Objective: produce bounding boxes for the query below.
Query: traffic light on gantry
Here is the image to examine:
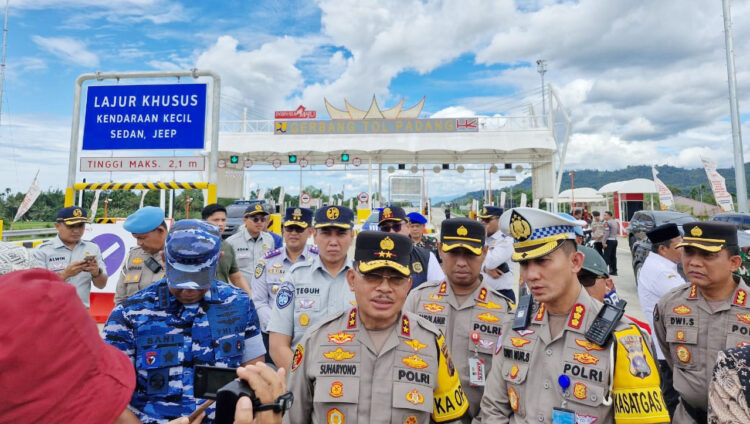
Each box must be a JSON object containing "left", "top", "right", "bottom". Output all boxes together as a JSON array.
[
  {"left": 288, "top": 154, "right": 297, "bottom": 163},
  {"left": 340, "top": 153, "right": 350, "bottom": 162},
  {"left": 230, "top": 155, "right": 239, "bottom": 164}
]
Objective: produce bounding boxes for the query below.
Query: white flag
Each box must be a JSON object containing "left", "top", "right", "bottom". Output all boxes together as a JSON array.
[
  {"left": 532, "top": 198, "right": 540, "bottom": 209},
  {"left": 500, "top": 192, "right": 507, "bottom": 209},
  {"left": 701, "top": 157, "right": 734, "bottom": 212},
  {"left": 520, "top": 193, "right": 528, "bottom": 208},
  {"left": 13, "top": 172, "right": 42, "bottom": 222},
  {"left": 139, "top": 190, "right": 149, "bottom": 209},
  {"left": 651, "top": 166, "right": 674, "bottom": 210},
  {"left": 278, "top": 187, "right": 285, "bottom": 207},
  {"left": 257, "top": 188, "right": 266, "bottom": 200},
  {"left": 90, "top": 190, "right": 102, "bottom": 219}
]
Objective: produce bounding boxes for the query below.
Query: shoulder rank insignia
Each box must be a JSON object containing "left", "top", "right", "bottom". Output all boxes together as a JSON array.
[
  {"left": 688, "top": 284, "right": 698, "bottom": 299},
  {"left": 568, "top": 303, "right": 585, "bottom": 329},
  {"left": 734, "top": 290, "right": 747, "bottom": 306},
  {"left": 328, "top": 332, "right": 355, "bottom": 345},
  {"left": 534, "top": 303, "right": 546, "bottom": 321},
  {"left": 347, "top": 308, "right": 358, "bottom": 329},
  {"left": 673, "top": 305, "right": 691, "bottom": 315},
  {"left": 401, "top": 314, "right": 411, "bottom": 337},
  {"left": 264, "top": 248, "right": 282, "bottom": 259},
  {"left": 323, "top": 348, "right": 355, "bottom": 361},
  {"left": 478, "top": 287, "right": 488, "bottom": 302}
]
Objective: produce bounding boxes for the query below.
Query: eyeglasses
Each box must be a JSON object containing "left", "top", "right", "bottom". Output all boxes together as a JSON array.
[
  {"left": 380, "top": 223, "right": 403, "bottom": 233},
  {"left": 579, "top": 273, "right": 606, "bottom": 287},
  {"left": 284, "top": 225, "right": 306, "bottom": 233},
  {"left": 247, "top": 216, "right": 267, "bottom": 223},
  {"left": 359, "top": 271, "right": 410, "bottom": 287}
]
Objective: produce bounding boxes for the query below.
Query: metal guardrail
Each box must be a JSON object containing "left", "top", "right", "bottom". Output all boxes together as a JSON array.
[{"left": 2, "top": 228, "right": 58, "bottom": 240}]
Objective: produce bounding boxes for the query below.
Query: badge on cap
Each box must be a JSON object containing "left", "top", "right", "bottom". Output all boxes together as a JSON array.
[
  {"left": 382, "top": 207, "right": 393, "bottom": 219},
  {"left": 73, "top": 208, "right": 83, "bottom": 217},
  {"left": 293, "top": 208, "right": 302, "bottom": 220},
  {"left": 327, "top": 207, "right": 339, "bottom": 220},
  {"left": 509, "top": 210, "right": 531, "bottom": 241}
]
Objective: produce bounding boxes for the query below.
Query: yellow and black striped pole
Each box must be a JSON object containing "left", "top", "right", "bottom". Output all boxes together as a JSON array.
[{"left": 64, "top": 182, "right": 217, "bottom": 207}]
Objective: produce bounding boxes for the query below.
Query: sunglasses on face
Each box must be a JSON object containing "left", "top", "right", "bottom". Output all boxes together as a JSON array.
[
  {"left": 480, "top": 217, "right": 497, "bottom": 224},
  {"left": 359, "top": 270, "right": 410, "bottom": 287},
  {"left": 248, "top": 216, "right": 267, "bottom": 223},
  {"left": 579, "top": 273, "right": 606, "bottom": 287},
  {"left": 284, "top": 225, "right": 306, "bottom": 233},
  {"left": 380, "top": 223, "right": 403, "bottom": 233}
]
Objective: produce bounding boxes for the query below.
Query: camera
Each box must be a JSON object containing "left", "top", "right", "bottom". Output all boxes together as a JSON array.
[{"left": 194, "top": 365, "right": 260, "bottom": 424}]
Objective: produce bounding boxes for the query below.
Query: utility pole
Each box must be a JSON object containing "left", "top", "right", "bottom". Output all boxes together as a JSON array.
[
  {"left": 536, "top": 59, "right": 547, "bottom": 118},
  {"left": 722, "top": 0, "right": 748, "bottom": 212}
]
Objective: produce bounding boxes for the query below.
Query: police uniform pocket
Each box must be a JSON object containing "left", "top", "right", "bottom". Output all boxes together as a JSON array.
[
  {"left": 501, "top": 361, "right": 529, "bottom": 384},
  {"left": 666, "top": 327, "right": 698, "bottom": 369},
  {"left": 314, "top": 377, "right": 358, "bottom": 424},
  {"left": 392, "top": 381, "right": 434, "bottom": 413},
  {"left": 567, "top": 378, "right": 605, "bottom": 407}
]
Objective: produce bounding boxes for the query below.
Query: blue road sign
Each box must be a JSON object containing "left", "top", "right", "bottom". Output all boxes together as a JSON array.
[
  {"left": 91, "top": 233, "right": 126, "bottom": 275},
  {"left": 82, "top": 83, "right": 207, "bottom": 150}
]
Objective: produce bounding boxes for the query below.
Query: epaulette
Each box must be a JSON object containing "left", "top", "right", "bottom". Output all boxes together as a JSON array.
[
  {"left": 410, "top": 280, "right": 442, "bottom": 294},
  {"left": 308, "top": 245, "right": 319, "bottom": 255},
  {"left": 264, "top": 248, "right": 282, "bottom": 259},
  {"left": 410, "top": 311, "right": 442, "bottom": 336}
]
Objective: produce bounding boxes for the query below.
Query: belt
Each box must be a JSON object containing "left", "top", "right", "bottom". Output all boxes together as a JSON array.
[{"left": 681, "top": 399, "right": 707, "bottom": 423}]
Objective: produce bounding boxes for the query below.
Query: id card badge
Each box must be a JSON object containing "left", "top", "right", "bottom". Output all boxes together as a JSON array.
[
  {"left": 468, "top": 357, "right": 485, "bottom": 386},
  {"left": 552, "top": 407, "right": 575, "bottom": 424}
]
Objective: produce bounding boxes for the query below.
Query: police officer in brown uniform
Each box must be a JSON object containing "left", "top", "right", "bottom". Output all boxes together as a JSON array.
[
  {"left": 285, "top": 231, "right": 470, "bottom": 424},
  {"left": 654, "top": 222, "right": 750, "bottom": 423},
  {"left": 404, "top": 218, "right": 513, "bottom": 418},
  {"left": 114, "top": 206, "right": 167, "bottom": 304},
  {"left": 480, "top": 208, "right": 669, "bottom": 424}
]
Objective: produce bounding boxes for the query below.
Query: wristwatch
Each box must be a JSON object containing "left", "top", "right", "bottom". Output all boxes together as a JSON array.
[{"left": 253, "top": 392, "right": 294, "bottom": 415}]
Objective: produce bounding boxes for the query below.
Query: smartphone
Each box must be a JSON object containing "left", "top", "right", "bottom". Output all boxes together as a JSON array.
[
  {"left": 194, "top": 365, "right": 239, "bottom": 400},
  {"left": 84, "top": 255, "right": 96, "bottom": 262},
  {"left": 188, "top": 399, "right": 214, "bottom": 422}
]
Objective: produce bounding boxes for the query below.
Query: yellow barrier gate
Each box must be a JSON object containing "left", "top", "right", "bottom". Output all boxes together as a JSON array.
[{"left": 64, "top": 182, "right": 217, "bottom": 207}]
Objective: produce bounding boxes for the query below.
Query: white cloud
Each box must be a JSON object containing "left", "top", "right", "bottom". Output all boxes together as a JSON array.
[
  {"left": 15, "top": 0, "right": 189, "bottom": 25},
  {"left": 32, "top": 36, "right": 99, "bottom": 67}
]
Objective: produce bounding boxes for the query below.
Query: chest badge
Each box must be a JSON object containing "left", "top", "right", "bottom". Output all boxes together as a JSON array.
[
  {"left": 406, "top": 389, "right": 424, "bottom": 405},
  {"left": 510, "top": 337, "right": 530, "bottom": 348},
  {"left": 402, "top": 354, "right": 428, "bottom": 369},
  {"left": 676, "top": 345, "right": 691, "bottom": 363},
  {"left": 329, "top": 381, "right": 343, "bottom": 398},
  {"left": 403, "top": 339, "right": 427, "bottom": 352},
  {"left": 328, "top": 332, "right": 355, "bottom": 345},
  {"left": 412, "top": 262, "right": 423, "bottom": 273},
  {"left": 477, "top": 312, "right": 499, "bottom": 323},
  {"left": 299, "top": 313, "right": 310, "bottom": 326},
  {"left": 299, "top": 299, "right": 315, "bottom": 309},
  {"left": 327, "top": 408, "right": 344, "bottom": 424},
  {"left": 423, "top": 303, "right": 445, "bottom": 313},
  {"left": 323, "top": 348, "right": 355, "bottom": 361},
  {"left": 676, "top": 330, "right": 686, "bottom": 341},
  {"left": 575, "top": 338, "right": 605, "bottom": 351},
  {"left": 673, "top": 305, "right": 691, "bottom": 315},
  {"left": 510, "top": 365, "right": 519, "bottom": 379},
  {"left": 573, "top": 382, "right": 588, "bottom": 400},
  {"left": 737, "top": 314, "right": 750, "bottom": 325},
  {"left": 477, "top": 301, "right": 502, "bottom": 310},
  {"left": 573, "top": 352, "right": 599, "bottom": 365},
  {"left": 508, "top": 387, "right": 520, "bottom": 412}
]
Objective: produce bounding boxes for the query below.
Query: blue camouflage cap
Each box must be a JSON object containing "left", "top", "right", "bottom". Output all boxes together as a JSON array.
[
  {"left": 406, "top": 212, "right": 427, "bottom": 224},
  {"left": 164, "top": 219, "right": 221, "bottom": 290},
  {"left": 123, "top": 206, "right": 165, "bottom": 234}
]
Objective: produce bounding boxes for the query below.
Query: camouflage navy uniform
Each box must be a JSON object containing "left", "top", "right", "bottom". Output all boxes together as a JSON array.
[{"left": 103, "top": 279, "right": 265, "bottom": 423}]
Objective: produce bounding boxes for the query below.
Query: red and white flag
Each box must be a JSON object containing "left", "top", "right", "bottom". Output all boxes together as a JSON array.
[{"left": 13, "top": 172, "right": 41, "bottom": 222}]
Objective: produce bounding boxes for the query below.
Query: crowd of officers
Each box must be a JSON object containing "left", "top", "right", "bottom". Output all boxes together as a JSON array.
[{"left": 24, "top": 199, "right": 750, "bottom": 424}]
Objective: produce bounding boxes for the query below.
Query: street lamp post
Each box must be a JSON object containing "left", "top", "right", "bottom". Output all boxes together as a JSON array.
[{"left": 536, "top": 59, "right": 547, "bottom": 117}]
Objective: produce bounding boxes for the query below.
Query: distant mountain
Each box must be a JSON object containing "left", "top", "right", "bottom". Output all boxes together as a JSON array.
[{"left": 440, "top": 163, "right": 750, "bottom": 203}]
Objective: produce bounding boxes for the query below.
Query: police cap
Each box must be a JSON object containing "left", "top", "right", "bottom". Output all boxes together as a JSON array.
[
  {"left": 499, "top": 207, "right": 580, "bottom": 261},
  {"left": 56, "top": 206, "right": 88, "bottom": 225},
  {"left": 379, "top": 206, "right": 407, "bottom": 225},
  {"left": 314, "top": 205, "right": 354, "bottom": 229},
  {"left": 355, "top": 231, "right": 413, "bottom": 276},
  {"left": 677, "top": 221, "right": 738, "bottom": 252},
  {"left": 441, "top": 218, "right": 485, "bottom": 256},
  {"left": 284, "top": 207, "right": 313, "bottom": 228},
  {"left": 478, "top": 206, "right": 504, "bottom": 219}
]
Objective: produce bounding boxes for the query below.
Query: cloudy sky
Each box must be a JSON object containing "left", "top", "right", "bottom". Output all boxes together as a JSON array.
[{"left": 1, "top": 0, "right": 749, "bottom": 200}]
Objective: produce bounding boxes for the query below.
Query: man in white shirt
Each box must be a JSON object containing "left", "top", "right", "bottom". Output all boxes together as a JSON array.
[
  {"left": 478, "top": 206, "right": 515, "bottom": 302},
  {"left": 637, "top": 222, "right": 684, "bottom": 417}
]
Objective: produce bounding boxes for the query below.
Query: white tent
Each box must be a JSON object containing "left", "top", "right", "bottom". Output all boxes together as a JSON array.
[
  {"left": 597, "top": 178, "right": 657, "bottom": 194},
  {"left": 544, "top": 187, "right": 605, "bottom": 204}
]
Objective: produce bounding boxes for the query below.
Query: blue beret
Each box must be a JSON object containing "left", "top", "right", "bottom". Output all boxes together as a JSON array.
[
  {"left": 123, "top": 206, "right": 165, "bottom": 234},
  {"left": 406, "top": 212, "right": 427, "bottom": 224}
]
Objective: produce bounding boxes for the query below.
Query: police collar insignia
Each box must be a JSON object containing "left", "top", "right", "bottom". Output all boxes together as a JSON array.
[
  {"left": 567, "top": 303, "right": 585, "bottom": 329},
  {"left": 347, "top": 308, "right": 358, "bottom": 329},
  {"left": 401, "top": 314, "right": 410, "bottom": 337}
]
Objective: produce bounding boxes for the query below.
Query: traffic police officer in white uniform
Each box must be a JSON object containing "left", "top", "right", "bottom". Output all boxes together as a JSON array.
[
  {"left": 478, "top": 206, "right": 516, "bottom": 302},
  {"left": 637, "top": 223, "right": 684, "bottom": 417},
  {"left": 227, "top": 203, "right": 275, "bottom": 284},
  {"left": 33, "top": 206, "right": 108, "bottom": 308},
  {"left": 480, "top": 208, "right": 668, "bottom": 424},
  {"left": 268, "top": 205, "right": 356, "bottom": 369},
  {"left": 114, "top": 206, "right": 167, "bottom": 304}
]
